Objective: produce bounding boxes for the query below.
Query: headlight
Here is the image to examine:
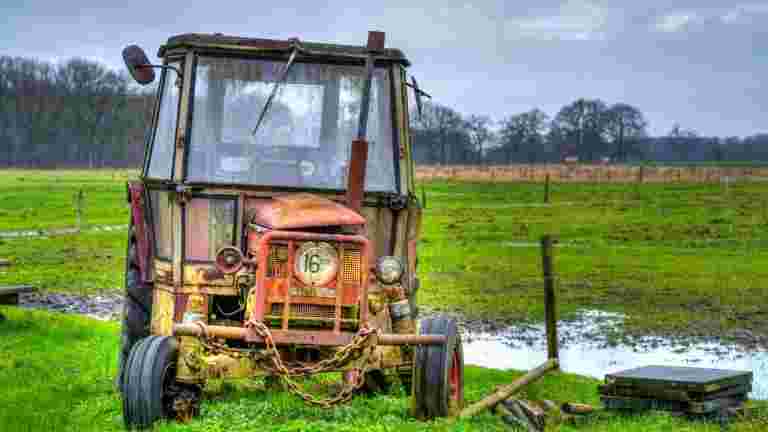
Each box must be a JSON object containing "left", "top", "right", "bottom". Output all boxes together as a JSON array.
[
  {"left": 295, "top": 242, "right": 339, "bottom": 286},
  {"left": 376, "top": 256, "right": 403, "bottom": 284}
]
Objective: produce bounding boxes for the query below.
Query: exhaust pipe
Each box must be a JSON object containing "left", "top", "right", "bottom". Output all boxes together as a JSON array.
[{"left": 346, "top": 31, "right": 385, "bottom": 212}]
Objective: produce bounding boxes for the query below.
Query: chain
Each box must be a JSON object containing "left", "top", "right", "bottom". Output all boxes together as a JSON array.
[{"left": 195, "top": 320, "right": 379, "bottom": 408}]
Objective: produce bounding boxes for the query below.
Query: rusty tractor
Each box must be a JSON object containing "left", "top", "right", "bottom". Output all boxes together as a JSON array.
[{"left": 118, "top": 31, "right": 463, "bottom": 429}]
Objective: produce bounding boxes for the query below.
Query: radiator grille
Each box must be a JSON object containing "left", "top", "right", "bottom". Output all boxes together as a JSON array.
[
  {"left": 269, "top": 303, "right": 357, "bottom": 320},
  {"left": 266, "top": 243, "right": 361, "bottom": 284},
  {"left": 267, "top": 245, "right": 288, "bottom": 277},
  {"left": 341, "top": 249, "right": 361, "bottom": 283}
]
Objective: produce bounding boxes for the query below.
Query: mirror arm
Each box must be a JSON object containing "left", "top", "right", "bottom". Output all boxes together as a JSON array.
[
  {"left": 136, "top": 64, "right": 183, "bottom": 78},
  {"left": 405, "top": 81, "right": 432, "bottom": 99}
]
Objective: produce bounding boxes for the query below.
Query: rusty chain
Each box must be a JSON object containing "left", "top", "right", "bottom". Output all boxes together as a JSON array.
[{"left": 194, "top": 320, "right": 379, "bottom": 408}]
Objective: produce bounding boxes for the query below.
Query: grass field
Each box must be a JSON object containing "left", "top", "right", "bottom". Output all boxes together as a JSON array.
[
  {"left": 2, "top": 170, "right": 766, "bottom": 338},
  {"left": 2, "top": 170, "right": 768, "bottom": 431},
  {"left": 2, "top": 307, "right": 767, "bottom": 432}
]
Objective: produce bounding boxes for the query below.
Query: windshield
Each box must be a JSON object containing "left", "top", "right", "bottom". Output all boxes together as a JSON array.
[{"left": 186, "top": 56, "right": 396, "bottom": 192}]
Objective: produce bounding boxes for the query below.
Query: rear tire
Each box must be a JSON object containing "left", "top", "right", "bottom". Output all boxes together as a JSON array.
[
  {"left": 118, "top": 226, "right": 153, "bottom": 390},
  {"left": 411, "top": 316, "right": 464, "bottom": 419}
]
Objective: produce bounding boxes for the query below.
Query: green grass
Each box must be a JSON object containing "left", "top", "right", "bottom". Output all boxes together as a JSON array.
[
  {"left": 0, "top": 230, "right": 125, "bottom": 295},
  {"left": 419, "top": 181, "right": 768, "bottom": 337},
  {"left": 2, "top": 307, "right": 767, "bottom": 432},
  {"left": 0, "top": 169, "right": 134, "bottom": 231}
]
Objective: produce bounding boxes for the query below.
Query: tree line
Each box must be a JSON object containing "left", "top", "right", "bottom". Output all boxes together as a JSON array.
[
  {"left": 0, "top": 56, "right": 153, "bottom": 168},
  {"left": 0, "top": 55, "right": 765, "bottom": 168},
  {"left": 412, "top": 99, "right": 768, "bottom": 165}
]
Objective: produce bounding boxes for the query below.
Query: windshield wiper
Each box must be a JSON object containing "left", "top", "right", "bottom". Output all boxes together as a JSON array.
[{"left": 251, "top": 47, "right": 299, "bottom": 136}]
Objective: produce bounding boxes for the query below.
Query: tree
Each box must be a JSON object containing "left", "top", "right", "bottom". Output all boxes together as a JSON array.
[
  {"left": 605, "top": 103, "right": 647, "bottom": 162},
  {"left": 498, "top": 109, "right": 549, "bottom": 163},
  {"left": 412, "top": 102, "right": 464, "bottom": 165},
  {"left": 551, "top": 99, "right": 609, "bottom": 161},
  {"left": 466, "top": 115, "right": 493, "bottom": 165}
]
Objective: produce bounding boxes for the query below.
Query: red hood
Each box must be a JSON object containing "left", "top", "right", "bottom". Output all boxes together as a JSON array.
[{"left": 249, "top": 193, "right": 366, "bottom": 230}]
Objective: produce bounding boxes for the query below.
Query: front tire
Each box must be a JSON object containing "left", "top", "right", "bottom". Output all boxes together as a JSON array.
[
  {"left": 122, "top": 336, "right": 190, "bottom": 429},
  {"left": 411, "top": 316, "right": 464, "bottom": 419}
]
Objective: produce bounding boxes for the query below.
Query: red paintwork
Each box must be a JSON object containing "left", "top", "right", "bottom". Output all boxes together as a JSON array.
[
  {"left": 346, "top": 139, "right": 368, "bottom": 213},
  {"left": 128, "top": 181, "right": 153, "bottom": 283},
  {"left": 248, "top": 193, "right": 366, "bottom": 230},
  {"left": 249, "top": 230, "right": 371, "bottom": 332},
  {"left": 449, "top": 349, "right": 461, "bottom": 402}
]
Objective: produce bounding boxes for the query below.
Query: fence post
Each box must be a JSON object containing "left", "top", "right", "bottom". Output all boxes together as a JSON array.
[
  {"left": 544, "top": 173, "right": 551, "bottom": 204},
  {"left": 541, "top": 235, "right": 559, "bottom": 365},
  {"left": 74, "top": 189, "right": 85, "bottom": 232}
]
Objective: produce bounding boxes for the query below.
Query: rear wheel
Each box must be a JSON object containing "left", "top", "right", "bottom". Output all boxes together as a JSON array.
[
  {"left": 122, "top": 336, "right": 200, "bottom": 429},
  {"left": 118, "top": 226, "right": 153, "bottom": 389},
  {"left": 411, "top": 316, "right": 464, "bottom": 419}
]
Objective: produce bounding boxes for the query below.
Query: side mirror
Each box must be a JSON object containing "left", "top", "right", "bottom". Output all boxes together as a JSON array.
[{"left": 122, "top": 45, "right": 155, "bottom": 85}]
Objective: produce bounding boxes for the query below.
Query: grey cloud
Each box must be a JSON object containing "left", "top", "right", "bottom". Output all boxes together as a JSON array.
[{"left": 0, "top": 0, "right": 765, "bottom": 137}]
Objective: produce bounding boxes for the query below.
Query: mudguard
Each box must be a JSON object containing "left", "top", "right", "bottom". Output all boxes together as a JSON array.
[{"left": 127, "top": 181, "right": 153, "bottom": 283}]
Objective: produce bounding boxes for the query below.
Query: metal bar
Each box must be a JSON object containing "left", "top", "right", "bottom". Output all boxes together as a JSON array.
[
  {"left": 346, "top": 139, "right": 368, "bottom": 213},
  {"left": 171, "top": 324, "right": 446, "bottom": 347},
  {"left": 356, "top": 56, "right": 375, "bottom": 140},
  {"left": 174, "top": 323, "right": 247, "bottom": 339},
  {"left": 282, "top": 240, "right": 295, "bottom": 331},
  {"left": 359, "top": 243, "right": 370, "bottom": 325},
  {"left": 334, "top": 244, "right": 344, "bottom": 333},
  {"left": 458, "top": 358, "right": 559, "bottom": 419},
  {"left": 376, "top": 334, "right": 446, "bottom": 346},
  {"left": 541, "top": 235, "right": 559, "bottom": 363}
]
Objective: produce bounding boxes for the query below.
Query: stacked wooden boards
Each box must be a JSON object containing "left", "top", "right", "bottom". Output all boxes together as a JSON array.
[{"left": 599, "top": 366, "right": 752, "bottom": 415}]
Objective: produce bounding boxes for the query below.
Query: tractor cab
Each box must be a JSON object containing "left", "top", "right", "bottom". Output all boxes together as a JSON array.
[{"left": 119, "top": 32, "right": 462, "bottom": 429}]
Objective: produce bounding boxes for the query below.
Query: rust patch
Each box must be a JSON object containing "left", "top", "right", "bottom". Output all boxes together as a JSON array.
[
  {"left": 174, "top": 294, "right": 189, "bottom": 322},
  {"left": 249, "top": 193, "right": 365, "bottom": 229}
]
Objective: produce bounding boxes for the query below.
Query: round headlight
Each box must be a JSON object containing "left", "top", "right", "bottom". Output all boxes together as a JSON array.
[
  {"left": 376, "top": 256, "right": 404, "bottom": 284},
  {"left": 295, "top": 242, "right": 339, "bottom": 286}
]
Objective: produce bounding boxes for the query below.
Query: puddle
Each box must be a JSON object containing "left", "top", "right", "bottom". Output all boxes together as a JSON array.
[{"left": 462, "top": 310, "right": 768, "bottom": 399}]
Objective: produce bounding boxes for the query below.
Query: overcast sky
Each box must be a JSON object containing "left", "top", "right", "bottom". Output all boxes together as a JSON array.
[{"left": 2, "top": 0, "right": 766, "bottom": 137}]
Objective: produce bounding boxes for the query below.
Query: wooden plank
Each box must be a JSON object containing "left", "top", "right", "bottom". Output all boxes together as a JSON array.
[
  {"left": 606, "top": 366, "right": 753, "bottom": 393},
  {"left": 459, "top": 359, "right": 559, "bottom": 418}
]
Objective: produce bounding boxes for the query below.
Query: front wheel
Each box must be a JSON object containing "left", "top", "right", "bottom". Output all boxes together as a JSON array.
[
  {"left": 411, "top": 316, "right": 464, "bottom": 419},
  {"left": 122, "top": 336, "right": 200, "bottom": 429}
]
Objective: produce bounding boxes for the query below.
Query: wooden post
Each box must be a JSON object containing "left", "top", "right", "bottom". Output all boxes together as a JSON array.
[
  {"left": 458, "top": 359, "right": 558, "bottom": 418},
  {"left": 74, "top": 189, "right": 85, "bottom": 232},
  {"left": 541, "top": 235, "right": 559, "bottom": 364},
  {"left": 544, "top": 173, "right": 550, "bottom": 204}
]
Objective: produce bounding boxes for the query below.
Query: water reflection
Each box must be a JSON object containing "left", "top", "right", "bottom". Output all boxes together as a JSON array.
[{"left": 462, "top": 310, "right": 768, "bottom": 399}]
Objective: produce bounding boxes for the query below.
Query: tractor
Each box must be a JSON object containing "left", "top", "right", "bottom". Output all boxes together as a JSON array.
[{"left": 118, "top": 31, "right": 463, "bottom": 429}]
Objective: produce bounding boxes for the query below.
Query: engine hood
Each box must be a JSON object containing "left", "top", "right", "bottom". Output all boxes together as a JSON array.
[{"left": 249, "top": 193, "right": 366, "bottom": 230}]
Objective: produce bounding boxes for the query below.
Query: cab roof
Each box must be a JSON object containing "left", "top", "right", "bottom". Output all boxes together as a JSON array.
[{"left": 158, "top": 33, "right": 410, "bottom": 66}]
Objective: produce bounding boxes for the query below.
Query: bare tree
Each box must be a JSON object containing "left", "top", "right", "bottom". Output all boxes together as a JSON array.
[
  {"left": 413, "top": 102, "right": 464, "bottom": 165},
  {"left": 605, "top": 103, "right": 647, "bottom": 161},
  {"left": 466, "top": 115, "right": 493, "bottom": 165},
  {"left": 498, "top": 109, "right": 549, "bottom": 163},
  {"left": 551, "top": 98, "right": 609, "bottom": 161}
]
